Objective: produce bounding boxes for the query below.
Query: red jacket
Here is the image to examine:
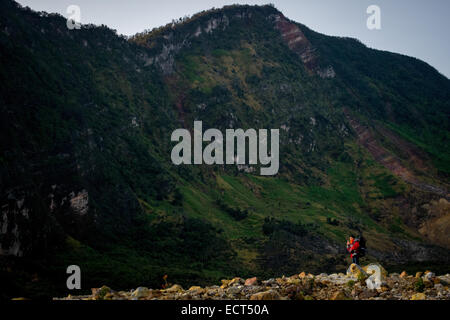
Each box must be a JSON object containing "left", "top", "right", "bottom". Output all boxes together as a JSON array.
[{"left": 347, "top": 241, "right": 360, "bottom": 258}]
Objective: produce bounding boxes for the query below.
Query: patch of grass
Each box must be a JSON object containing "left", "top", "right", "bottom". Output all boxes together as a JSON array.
[
  {"left": 414, "top": 278, "right": 425, "bottom": 293},
  {"left": 180, "top": 55, "right": 205, "bottom": 83},
  {"left": 371, "top": 173, "right": 399, "bottom": 198},
  {"left": 386, "top": 122, "right": 450, "bottom": 175}
]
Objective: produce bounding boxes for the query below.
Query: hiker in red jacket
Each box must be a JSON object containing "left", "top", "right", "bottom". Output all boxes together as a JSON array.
[{"left": 347, "top": 236, "right": 361, "bottom": 265}]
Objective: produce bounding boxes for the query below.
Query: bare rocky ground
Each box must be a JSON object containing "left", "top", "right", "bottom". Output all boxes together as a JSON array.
[{"left": 56, "top": 266, "right": 450, "bottom": 301}]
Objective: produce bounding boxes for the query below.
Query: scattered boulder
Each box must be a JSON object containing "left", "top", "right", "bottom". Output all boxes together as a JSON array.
[
  {"left": 229, "top": 277, "right": 244, "bottom": 286},
  {"left": 359, "top": 289, "right": 378, "bottom": 300},
  {"left": 363, "top": 263, "right": 387, "bottom": 277},
  {"left": 227, "top": 286, "right": 242, "bottom": 295},
  {"left": 188, "top": 286, "right": 205, "bottom": 294},
  {"left": 365, "top": 263, "right": 387, "bottom": 290},
  {"left": 423, "top": 272, "right": 436, "bottom": 281},
  {"left": 347, "top": 263, "right": 366, "bottom": 278},
  {"left": 245, "top": 277, "right": 259, "bottom": 286},
  {"left": 132, "top": 287, "right": 150, "bottom": 299},
  {"left": 92, "top": 286, "right": 112, "bottom": 300},
  {"left": 165, "top": 284, "right": 183, "bottom": 293},
  {"left": 250, "top": 290, "right": 281, "bottom": 300},
  {"left": 286, "top": 277, "right": 301, "bottom": 285},
  {"left": 331, "top": 290, "right": 351, "bottom": 300},
  {"left": 411, "top": 293, "right": 426, "bottom": 300},
  {"left": 283, "top": 285, "right": 304, "bottom": 300},
  {"left": 221, "top": 279, "right": 231, "bottom": 288}
]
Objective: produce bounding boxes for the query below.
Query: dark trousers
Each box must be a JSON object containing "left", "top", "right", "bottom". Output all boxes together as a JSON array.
[{"left": 352, "top": 256, "right": 359, "bottom": 265}]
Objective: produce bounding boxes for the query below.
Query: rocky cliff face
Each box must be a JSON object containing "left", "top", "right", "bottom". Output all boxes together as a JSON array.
[
  {"left": 137, "top": 10, "right": 251, "bottom": 75},
  {"left": 271, "top": 13, "right": 317, "bottom": 72},
  {"left": 270, "top": 13, "right": 335, "bottom": 78}
]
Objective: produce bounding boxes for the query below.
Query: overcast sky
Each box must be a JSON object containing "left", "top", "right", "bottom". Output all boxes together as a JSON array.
[{"left": 16, "top": 0, "right": 450, "bottom": 78}]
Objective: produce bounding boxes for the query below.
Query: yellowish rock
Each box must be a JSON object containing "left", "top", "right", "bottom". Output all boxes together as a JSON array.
[
  {"left": 189, "top": 286, "right": 201, "bottom": 290},
  {"left": 286, "top": 278, "right": 301, "bottom": 285},
  {"left": 362, "top": 263, "right": 387, "bottom": 277},
  {"left": 165, "top": 284, "right": 183, "bottom": 293},
  {"left": 220, "top": 279, "right": 231, "bottom": 289},
  {"left": 229, "top": 277, "right": 243, "bottom": 286},
  {"left": 331, "top": 290, "right": 351, "bottom": 300},
  {"left": 250, "top": 290, "right": 281, "bottom": 300},
  {"left": 132, "top": 287, "right": 150, "bottom": 299},
  {"left": 411, "top": 293, "right": 426, "bottom": 300},
  {"left": 348, "top": 263, "right": 365, "bottom": 278}
]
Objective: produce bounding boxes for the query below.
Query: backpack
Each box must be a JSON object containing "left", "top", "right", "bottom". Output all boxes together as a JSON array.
[{"left": 358, "top": 236, "right": 367, "bottom": 257}]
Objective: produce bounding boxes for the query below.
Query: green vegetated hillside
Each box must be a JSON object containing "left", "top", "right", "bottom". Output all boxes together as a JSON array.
[{"left": 0, "top": 1, "right": 449, "bottom": 299}]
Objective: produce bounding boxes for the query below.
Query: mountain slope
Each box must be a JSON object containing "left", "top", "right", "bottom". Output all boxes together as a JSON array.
[{"left": 0, "top": 1, "right": 449, "bottom": 299}]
